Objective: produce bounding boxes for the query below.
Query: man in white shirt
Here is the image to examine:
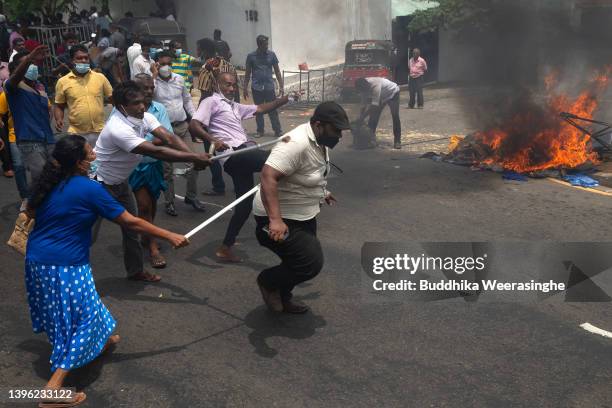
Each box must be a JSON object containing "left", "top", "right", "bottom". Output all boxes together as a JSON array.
[
  {"left": 126, "top": 36, "right": 142, "bottom": 75},
  {"left": 94, "top": 80, "right": 210, "bottom": 282},
  {"left": 253, "top": 101, "right": 350, "bottom": 313},
  {"left": 152, "top": 50, "right": 205, "bottom": 215},
  {"left": 355, "top": 77, "right": 402, "bottom": 149},
  {"left": 130, "top": 37, "right": 155, "bottom": 79}
]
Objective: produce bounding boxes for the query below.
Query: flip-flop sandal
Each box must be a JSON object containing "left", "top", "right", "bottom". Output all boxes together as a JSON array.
[
  {"left": 39, "top": 391, "right": 86, "bottom": 408},
  {"left": 128, "top": 272, "right": 161, "bottom": 282},
  {"left": 150, "top": 254, "right": 167, "bottom": 269}
]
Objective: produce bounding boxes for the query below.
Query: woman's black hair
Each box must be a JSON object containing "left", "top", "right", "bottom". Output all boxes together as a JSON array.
[{"left": 28, "top": 135, "right": 87, "bottom": 210}]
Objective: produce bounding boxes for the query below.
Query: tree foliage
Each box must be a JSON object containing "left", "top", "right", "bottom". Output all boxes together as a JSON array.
[
  {"left": 408, "top": 0, "right": 494, "bottom": 34},
  {"left": 4, "top": 0, "right": 80, "bottom": 21}
]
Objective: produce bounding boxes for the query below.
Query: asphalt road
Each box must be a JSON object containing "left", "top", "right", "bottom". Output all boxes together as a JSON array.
[{"left": 1, "top": 88, "right": 611, "bottom": 407}]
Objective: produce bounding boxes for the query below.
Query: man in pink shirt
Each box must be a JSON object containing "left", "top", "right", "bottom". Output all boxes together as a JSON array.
[{"left": 408, "top": 48, "right": 427, "bottom": 109}]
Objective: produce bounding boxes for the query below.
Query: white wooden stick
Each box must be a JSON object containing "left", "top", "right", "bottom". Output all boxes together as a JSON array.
[
  {"left": 185, "top": 184, "right": 260, "bottom": 239},
  {"left": 210, "top": 136, "right": 289, "bottom": 162}
]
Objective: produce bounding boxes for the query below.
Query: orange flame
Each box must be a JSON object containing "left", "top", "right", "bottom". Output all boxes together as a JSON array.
[{"left": 474, "top": 68, "right": 609, "bottom": 173}]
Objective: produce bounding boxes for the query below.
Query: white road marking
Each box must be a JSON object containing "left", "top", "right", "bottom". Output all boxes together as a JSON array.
[{"left": 580, "top": 322, "right": 612, "bottom": 339}]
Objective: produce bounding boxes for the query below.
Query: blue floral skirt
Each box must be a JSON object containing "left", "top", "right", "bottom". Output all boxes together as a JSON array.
[
  {"left": 24, "top": 261, "right": 116, "bottom": 372},
  {"left": 128, "top": 160, "right": 167, "bottom": 200}
]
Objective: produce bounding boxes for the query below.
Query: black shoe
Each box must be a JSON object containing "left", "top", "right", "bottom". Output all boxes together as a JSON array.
[
  {"left": 394, "top": 142, "right": 402, "bottom": 149},
  {"left": 165, "top": 203, "right": 178, "bottom": 216},
  {"left": 185, "top": 197, "right": 206, "bottom": 212},
  {"left": 274, "top": 131, "right": 283, "bottom": 138}
]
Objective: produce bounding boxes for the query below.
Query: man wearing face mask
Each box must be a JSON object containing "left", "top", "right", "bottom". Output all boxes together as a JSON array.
[
  {"left": 94, "top": 80, "right": 210, "bottom": 282},
  {"left": 152, "top": 50, "right": 205, "bottom": 215},
  {"left": 253, "top": 101, "right": 350, "bottom": 313},
  {"left": 5, "top": 46, "right": 55, "bottom": 190},
  {"left": 189, "top": 71, "right": 293, "bottom": 263},
  {"left": 169, "top": 40, "right": 197, "bottom": 91},
  {"left": 54, "top": 44, "right": 113, "bottom": 147}
]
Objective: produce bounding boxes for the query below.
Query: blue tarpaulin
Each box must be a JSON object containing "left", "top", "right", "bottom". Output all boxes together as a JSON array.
[
  {"left": 502, "top": 171, "right": 528, "bottom": 182},
  {"left": 562, "top": 173, "right": 600, "bottom": 188}
]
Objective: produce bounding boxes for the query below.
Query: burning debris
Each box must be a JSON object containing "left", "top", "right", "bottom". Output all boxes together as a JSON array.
[{"left": 431, "top": 68, "right": 611, "bottom": 178}]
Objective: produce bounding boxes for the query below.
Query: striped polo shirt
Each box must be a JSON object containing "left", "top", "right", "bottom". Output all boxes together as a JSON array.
[{"left": 172, "top": 53, "right": 196, "bottom": 89}]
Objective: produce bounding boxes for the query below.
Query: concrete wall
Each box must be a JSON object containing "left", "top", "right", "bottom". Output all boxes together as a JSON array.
[
  {"left": 269, "top": 0, "right": 392, "bottom": 71},
  {"left": 175, "top": 0, "right": 272, "bottom": 66}
]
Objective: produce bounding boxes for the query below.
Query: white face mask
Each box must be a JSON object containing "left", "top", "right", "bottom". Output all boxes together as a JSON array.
[
  {"left": 159, "top": 65, "right": 172, "bottom": 78},
  {"left": 120, "top": 106, "right": 144, "bottom": 128}
]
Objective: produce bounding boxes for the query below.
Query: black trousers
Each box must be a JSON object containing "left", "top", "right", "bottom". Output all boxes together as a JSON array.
[
  {"left": 255, "top": 215, "right": 323, "bottom": 301},
  {"left": 222, "top": 148, "right": 270, "bottom": 246},
  {"left": 409, "top": 76, "right": 424, "bottom": 108},
  {"left": 368, "top": 91, "right": 401, "bottom": 144}
]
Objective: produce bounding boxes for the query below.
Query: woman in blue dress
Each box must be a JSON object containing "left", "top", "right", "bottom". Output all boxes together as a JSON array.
[{"left": 25, "top": 135, "right": 189, "bottom": 407}]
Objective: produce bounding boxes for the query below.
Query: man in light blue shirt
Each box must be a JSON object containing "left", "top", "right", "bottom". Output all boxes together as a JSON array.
[{"left": 243, "top": 35, "right": 283, "bottom": 138}]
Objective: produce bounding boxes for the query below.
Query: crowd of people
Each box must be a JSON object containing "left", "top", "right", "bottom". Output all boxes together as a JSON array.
[{"left": 0, "top": 10, "right": 354, "bottom": 405}]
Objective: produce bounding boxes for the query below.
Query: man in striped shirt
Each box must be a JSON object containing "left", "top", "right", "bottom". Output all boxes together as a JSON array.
[{"left": 169, "top": 40, "right": 196, "bottom": 90}]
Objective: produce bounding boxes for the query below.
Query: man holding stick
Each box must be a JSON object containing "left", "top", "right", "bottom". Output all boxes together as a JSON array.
[
  {"left": 189, "top": 71, "right": 294, "bottom": 262},
  {"left": 94, "top": 81, "right": 210, "bottom": 282},
  {"left": 252, "top": 101, "right": 350, "bottom": 313}
]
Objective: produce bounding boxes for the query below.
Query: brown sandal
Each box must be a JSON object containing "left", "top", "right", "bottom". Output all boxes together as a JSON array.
[
  {"left": 38, "top": 391, "right": 86, "bottom": 407},
  {"left": 150, "top": 254, "right": 167, "bottom": 269}
]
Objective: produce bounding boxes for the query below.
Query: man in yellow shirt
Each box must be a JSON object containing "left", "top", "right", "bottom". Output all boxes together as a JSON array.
[{"left": 54, "top": 44, "right": 113, "bottom": 146}]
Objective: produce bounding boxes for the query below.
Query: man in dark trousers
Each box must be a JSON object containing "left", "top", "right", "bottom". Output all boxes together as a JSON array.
[
  {"left": 253, "top": 101, "right": 350, "bottom": 313},
  {"left": 189, "top": 72, "right": 294, "bottom": 263},
  {"left": 408, "top": 48, "right": 428, "bottom": 109},
  {"left": 355, "top": 77, "right": 402, "bottom": 149},
  {"left": 243, "top": 35, "right": 284, "bottom": 138}
]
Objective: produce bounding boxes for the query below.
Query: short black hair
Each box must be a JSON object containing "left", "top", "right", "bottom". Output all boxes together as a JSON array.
[
  {"left": 113, "top": 81, "right": 143, "bottom": 106},
  {"left": 69, "top": 44, "right": 88, "bottom": 59},
  {"left": 214, "top": 29, "right": 221, "bottom": 37},
  {"left": 140, "top": 36, "right": 155, "bottom": 48},
  {"left": 155, "top": 50, "right": 174, "bottom": 61},
  {"left": 197, "top": 37, "right": 216, "bottom": 56},
  {"left": 9, "top": 50, "right": 30, "bottom": 72},
  {"left": 256, "top": 35, "right": 268, "bottom": 45}
]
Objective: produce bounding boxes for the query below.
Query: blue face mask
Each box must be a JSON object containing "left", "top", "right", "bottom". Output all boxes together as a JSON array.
[
  {"left": 74, "top": 63, "right": 90, "bottom": 74},
  {"left": 24, "top": 64, "right": 38, "bottom": 81},
  {"left": 149, "top": 48, "right": 160, "bottom": 60},
  {"left": 175, "top": 48, "right": 182, "bottom": 57}
]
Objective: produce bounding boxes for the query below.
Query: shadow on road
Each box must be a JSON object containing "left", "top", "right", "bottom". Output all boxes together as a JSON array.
[
  {"left": 244, "top": 292, "right": 327, "bottom": 358},
  {"left": 95, "top": 277, "right": 209, "bottom": 306},
  {"left": 185, "top": 238, "right": 270, "bottom": 272}
]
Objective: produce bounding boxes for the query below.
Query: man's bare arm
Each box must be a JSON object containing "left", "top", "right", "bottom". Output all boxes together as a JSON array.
[
  {"left": 131, "top": 140, "right": 210, "bottom": 168},
  {"left": 256, "top": 94, "right": 289, "bottom": 115}
]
